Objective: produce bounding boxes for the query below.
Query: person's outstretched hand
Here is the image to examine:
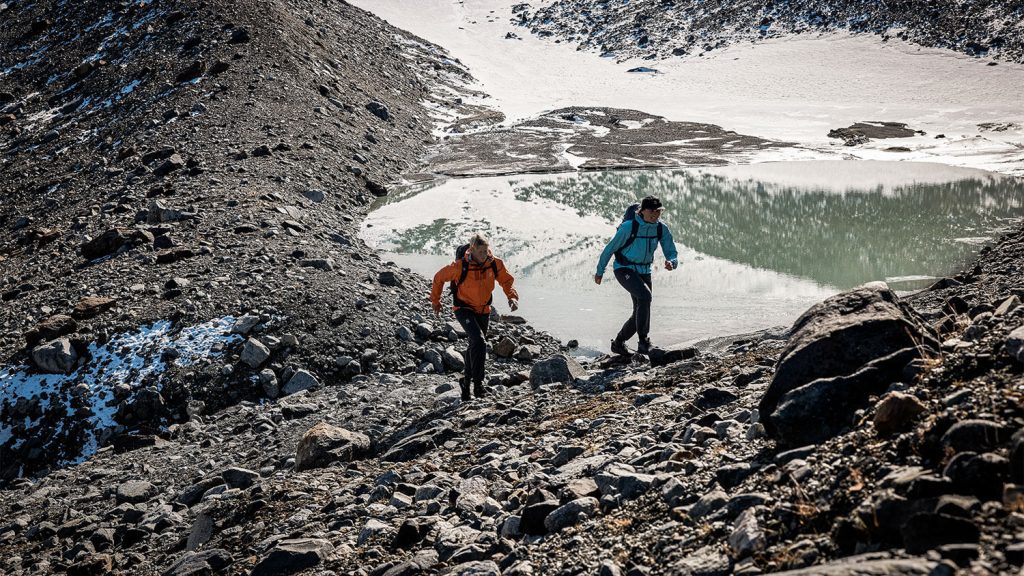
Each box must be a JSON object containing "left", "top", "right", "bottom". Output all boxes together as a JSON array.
[
  {"left": 665, "top": 261, "right": 675, "bottom": 271},
  {"left": 432, "top": 302, "right": 442, "bottom": 315},
  {"left": 509, "top": 299, "right": 519, "bottom": 312},
  {"left": 594, "top": 274, "right": 603, "bottom": 285}
]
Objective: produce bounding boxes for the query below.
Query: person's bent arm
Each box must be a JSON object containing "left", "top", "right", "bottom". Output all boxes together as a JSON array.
[
  {"left": 596, "top": 221, "right": 632, "bottom": 279},
  {"left": 496, "top": 260, "right": 519, "bottom": 309},
  {"left": 660, "top": 224, "right": 680, "bottom": 270},
  {"left": 431, "top": 262, "right": 461, "bottom": 312}
]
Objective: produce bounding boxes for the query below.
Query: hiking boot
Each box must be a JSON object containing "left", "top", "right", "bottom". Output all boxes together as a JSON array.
[
  {"left": 610, "top": 339, "right": 631, "bottom": 356},
  {"left": 473, "top": 381, "right": 486, "bottom": 398},
  {"left": 459, "top": 377, "right": 470, "bottom": 401},
  {"left": 637, "top": 339, "right": 653, "bottom": 355}
]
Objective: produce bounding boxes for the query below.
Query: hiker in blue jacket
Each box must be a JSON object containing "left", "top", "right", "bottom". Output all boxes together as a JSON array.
[{"left": 594, "top": 195, "right": 680, "bottom": 355}]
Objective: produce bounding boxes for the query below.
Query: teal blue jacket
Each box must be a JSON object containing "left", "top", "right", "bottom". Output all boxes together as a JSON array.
[{"left": 596, "top": 215, "right": 679, "bottom": 276}]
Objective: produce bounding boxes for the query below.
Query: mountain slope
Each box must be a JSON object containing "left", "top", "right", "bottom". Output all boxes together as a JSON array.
[{"left": 515, "top": 0, "right": 1024, "bottom": 62}]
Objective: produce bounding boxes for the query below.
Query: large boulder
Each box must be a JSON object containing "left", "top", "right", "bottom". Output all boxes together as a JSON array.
[
  {"left": 31, "top": 338, "right": 78, "bottom": 374},
  {"left": 294, "top": 423, "right": 370, "bottom": 471},
  {"left": 759, "top": 283, "right": 937, "bottom": 446},
  {"left": 529, "top": 354, "right": 587, "bottom": 387},
  {"left": 769, "top": 348, "right": 921, "bottom": 446}
]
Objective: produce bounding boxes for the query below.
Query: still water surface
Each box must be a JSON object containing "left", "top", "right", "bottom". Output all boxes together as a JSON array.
[{"left": 362, "top": 162, "right": 1024, "bottom": 352}]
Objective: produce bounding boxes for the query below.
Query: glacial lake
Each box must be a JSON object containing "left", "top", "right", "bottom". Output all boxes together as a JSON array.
[{"left": 361, "top": 161, "right": 1024, "bottom": 353}]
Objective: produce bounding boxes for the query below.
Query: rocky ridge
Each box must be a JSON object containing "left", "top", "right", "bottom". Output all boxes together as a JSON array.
[
  {"left": 0, "top": 0, "right": 505, "bottom": 477},
  {"left": 512, "top": 0, "right": 1024, "bottom": 63}
]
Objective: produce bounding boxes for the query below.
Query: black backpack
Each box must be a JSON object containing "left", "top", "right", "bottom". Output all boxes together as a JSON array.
[
  {"left": 613, "top": 203, "right": 663, "bottom": 266},
  {"left": 450, "top": 243, "right": 499, "bottom": 308}
]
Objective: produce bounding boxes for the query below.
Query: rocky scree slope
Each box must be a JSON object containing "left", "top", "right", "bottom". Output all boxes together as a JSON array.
[
  {"left": 513, "top": 0, "right": 1024, "bottom": 62},
  {"left": 2, "top": 224, "right": 1024, "bottom": 576},
  {"left": 0, "top": 0, "right": 500, "bottom": 479}
]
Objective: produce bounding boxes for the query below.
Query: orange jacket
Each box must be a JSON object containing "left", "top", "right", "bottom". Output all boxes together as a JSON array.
[{"left": 431, "top": 251, "right": 518, "bottom": 315}]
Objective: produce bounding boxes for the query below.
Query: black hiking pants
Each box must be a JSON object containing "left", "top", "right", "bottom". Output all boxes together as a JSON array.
[
  {"left": 455, "top": 308, "right": 490, "bottom": 386},
  {"left": 614, "top": 267, "right": 653, "bottom": 344}
]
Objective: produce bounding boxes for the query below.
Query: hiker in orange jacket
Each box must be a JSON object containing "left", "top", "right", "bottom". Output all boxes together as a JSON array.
[{"left": 431, "top": 233, "right": 519, "bottom": 400}]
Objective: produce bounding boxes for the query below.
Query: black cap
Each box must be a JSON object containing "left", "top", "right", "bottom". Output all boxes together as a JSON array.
[{"left": 640, "top": 196, "right": 663, "bottom": 211}]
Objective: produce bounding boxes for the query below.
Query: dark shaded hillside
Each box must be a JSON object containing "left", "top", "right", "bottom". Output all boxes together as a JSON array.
[
  {"left": 515, "top": 0, "right": 1024, "bottom": 62},
  {"left": 0, "top": 0, "right": 478, "bottom": 478}
]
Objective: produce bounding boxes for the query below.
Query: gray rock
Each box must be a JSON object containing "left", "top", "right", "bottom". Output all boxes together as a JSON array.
[
  {"left": 221, "top": 467, "right": 260, "bottom": 489},
  {"left": 81, "top": 227, "right": 149, "bottom": 260},
  {"left": 770, "top": 347, "right": 924, "bottom": 447},
  {"left": 259, "top": 369, "right": 279, "bottom": 398},
  {"left": 366, "top": 101, "right": 391, "bottom": 121},
  {"left": 594, "top": 463, "right": 655, "bottom": 501},
  {"left": 230, "top": 314, "right": 260, "bottom": 335},
  {"left": 1006, "top": 326, "right": 1024, "bottom": 363},
  {"left": 544, "top": 497, "right": 599, "bottom": 533},
  {"left": 147, "top": 199, "right": 189, "bottom": 223},
  {"left": 389, "top": 492, "right": 413, "bottom": 509},
  {"left": 551, "top": 445, "right": 585, "bottom": 467},
  {"left": 443, "top": 346, "right": 465, "bottom": 371},
  {"left": 943, "top": 451, "right": 1008, "bottom": 500},
  {"left": 301, "top": 188, "right": 326, "bottom": 203},
  {"left": 499, "top": 515, "right": 521, "bottom": 538},
  {"left": 728, "top": 508, "right": 765, "bottom": 558},
  {"left": 516, "top": 344, "right": 541, "bottom": 361},
  {"left": 901, "top": 513, "right": 980, "bottom": 554},
  {"left": 760, "top": 282, "right": 938, "bottom": 442},
  {"left": 185, "top": 511, "right": 214, "bottom": 551},
  {"left": 598, "top": 560, "right": 623, "bottom": 576},
  {"left": 383, "top": 424, "right": 456, "bottom": 462},
  {"left": 424, "top": 349, "right": 444, "bottom": 373},
  {"left": 300, "top": 258, "right": 335, "bottom": 271},
  {"left": 415, "top": 322, "right": 433, "bottom": 338},
  {"left": 666, "top": 546, "right": 731, "bottom": 575},
  {"left": 769, "top": 557, "right": 937, "bottom": 575},
  {"left": 240, "top": 338, "right": 270, "bottom": 368},
  {"left": 562, "top": 478, "right": 600, "bottom": 500},
  {"left": 690, "top": 489, "right": 728, "bottom": 519},
  {"left": 177, "top": 476, "right": 225, "bottom": 507},
  {"left": 530, "top": 354, "right": 587, "bottom": 386},
  {"left": 493, "top": 336, "right": 516, "bottom": 358},
  {"left": 414, "top": 485, "right": 445, "bottom": 502},
  {"left": 941, "top": 419, "right": 1008, "bottom": 453},
  {"left": 661, "top": 477, "right": 688, "bottom": 508},
  {"left": 250, "top": 538, "right": 333, "bottom": 576},
  {"left": 116, "top": 480, "right": 157, "bottom": 503},
  {"left": 295, "top": 422, "right": 371, "bottom": 470},
  {"left": 154, "top": 154, "right": 186, "bottom": 177},
  {"left": 379, "top": 270, "right": 401, "bottom": 286},
  {"left": 520, "top": 500, "right": 560, "bottom": 535},
  {"left": 449, "top": 561, "right": 500, "bottom": 576},
  {"left": 358, "top": 518, "right": 394, "bottom": 545},
  {"left": 397, "top": 326, "right": 414, "bottom": 341},
  {"left": 31, "top": 338, "right": 77, "bottom": 374},
  {"left": 162, "top": 548, "right": 233, "bottom": 576},
  {"left": 282, "top": 369, "right": 319, "bottom": 395}
]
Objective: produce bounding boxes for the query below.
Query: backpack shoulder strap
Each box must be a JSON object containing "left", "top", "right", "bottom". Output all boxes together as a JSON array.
[
  {"left": 613, "top": 219, "right": 641, "bottom": 265},
  {"left": 656, "top": 222, "right": 663, "bottom": 241},
  {"left": 457, "top": 258, "right": 470, "bottom": 286}
]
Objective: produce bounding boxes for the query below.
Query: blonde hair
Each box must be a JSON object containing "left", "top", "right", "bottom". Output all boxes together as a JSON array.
[{"left": 469, "top": 232, "right": 489, "bottom": 247}]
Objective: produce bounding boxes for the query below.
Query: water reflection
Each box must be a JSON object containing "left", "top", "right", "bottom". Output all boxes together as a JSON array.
[
  {"left": 364, "top": 162, "right": 1024, "bottom": 350},
  {"left": 511, "top": 167, "right": 1024, "bottom": 289}
]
